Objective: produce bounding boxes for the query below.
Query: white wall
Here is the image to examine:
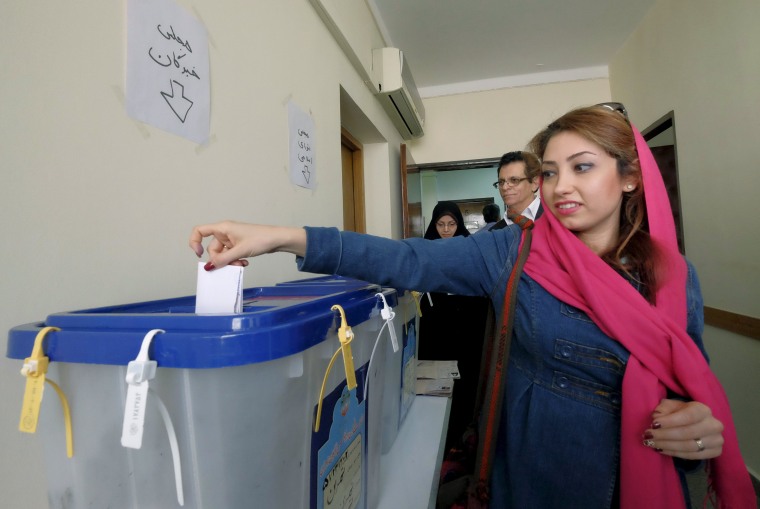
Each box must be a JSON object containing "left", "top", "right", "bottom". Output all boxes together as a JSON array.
[
  {"left": 408, "top": 78, "right": 611, "bottom": 163},
  {"left": 0, "top": 0, "right": 403, "bottom": 506},
  {"left": 609, "top": 0, "right": 760, "bottom": 476}
]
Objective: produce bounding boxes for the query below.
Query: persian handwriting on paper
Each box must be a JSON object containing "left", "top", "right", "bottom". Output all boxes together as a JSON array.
[
  {"left": 148, "top": 48, "right": 200, "bottom": 79},
  {"left": 157, "top": 24, "right": 192, "bottom": 53},
  {"left": 297, "top": 129, "right": 312, "bottom": 182},
  {"left": 297, "top": 132, "right": 312, "bottom": 174},
  {"left": 287, "top": 101, "right": 316, "bottom": 188},
  {"left": 126, "top": 0, "right": 210, "bottom": 144},
  {"left": 145, "top": 22, "right": 201, "bottom": 124}
]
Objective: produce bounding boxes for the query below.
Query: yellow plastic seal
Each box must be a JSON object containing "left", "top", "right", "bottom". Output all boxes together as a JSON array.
[
  {"left": 411, "top": 291, "right": 424, "bottom": 317},
  {"left": 332, "top": 304, "right": 357, "bottom": 391},
  {"left": 18, "top": 326, "right": 74, "bottom": 458},
  {"left": 314, "top": 305, "right": 357, "bottom": 432}
]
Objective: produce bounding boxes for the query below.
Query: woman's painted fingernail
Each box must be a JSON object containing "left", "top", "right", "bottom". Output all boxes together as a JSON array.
[
  {"left": 204, "top": 262, "right": 215, "bottom": 271},
  {"left": 643, "top": 431, "right": 654, "bottom": 439},
  {"left": 643, "top": 439, "right": 656, "bottom": 448},
  {"left": 652, "top": 421, "right": 662, "bottom": 429},
  {"left": 655, "top": 448, "right": 663, "bottom": 453}
]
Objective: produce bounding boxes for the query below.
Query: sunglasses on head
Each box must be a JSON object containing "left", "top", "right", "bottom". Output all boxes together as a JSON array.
[{"left": 596, "top": 102, "right": 629, "bottom": 119}]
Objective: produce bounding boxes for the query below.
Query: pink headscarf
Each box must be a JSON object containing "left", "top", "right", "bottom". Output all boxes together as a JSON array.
[{"left": 523, "top": 121, "right": 755, "bottom": 508}]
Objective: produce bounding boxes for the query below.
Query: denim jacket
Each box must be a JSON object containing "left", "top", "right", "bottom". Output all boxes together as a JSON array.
[{"left": 298, "top": 226, "right": 707, "bottom": 509}]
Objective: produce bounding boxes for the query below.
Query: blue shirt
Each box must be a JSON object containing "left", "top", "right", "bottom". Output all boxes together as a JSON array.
[{"left": 298, "top": 226, "right": 706, "bottom": 509}]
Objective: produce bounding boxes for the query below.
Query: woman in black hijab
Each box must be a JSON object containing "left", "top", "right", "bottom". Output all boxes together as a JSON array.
[
  {"left": 419, "top": 201, "right": 488, "bottom": 452},
  {"left": 423, "top": 201, "right": 471, "bottom": 239}
]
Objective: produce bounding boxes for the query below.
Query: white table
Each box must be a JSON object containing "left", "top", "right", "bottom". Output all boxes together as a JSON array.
[{"left": 376, "top": 395, "right": 452, "bottom": 509}]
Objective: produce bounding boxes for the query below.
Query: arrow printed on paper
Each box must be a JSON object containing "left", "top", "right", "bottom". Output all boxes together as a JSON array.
[
  {"left": 160, "top": 80, "right": 193, "bottom": 123},
  {"left": 302, "top": 167, "right": 311, "bottom": 183}
]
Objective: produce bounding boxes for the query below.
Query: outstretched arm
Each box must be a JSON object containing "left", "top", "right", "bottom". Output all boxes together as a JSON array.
[{"left": 189, "top": 220, "right": 515, "bottom": 299}]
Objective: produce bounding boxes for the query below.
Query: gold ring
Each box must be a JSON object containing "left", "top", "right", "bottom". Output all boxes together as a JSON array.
[{"left": 695, "top": 438, "right": 705, "bottom": 452}]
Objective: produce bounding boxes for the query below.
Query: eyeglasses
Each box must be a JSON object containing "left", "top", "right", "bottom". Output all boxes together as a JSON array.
[
  {"left": 596, "top": 102, "right": 629, "bottom": 119},
  {"left": 493, "top": 177, "right": 529, "bottom": 189}
]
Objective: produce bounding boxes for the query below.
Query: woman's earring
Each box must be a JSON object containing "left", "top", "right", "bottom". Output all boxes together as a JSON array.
[{"left": 626, "top": 184, "right": 634, "bottom": 190}]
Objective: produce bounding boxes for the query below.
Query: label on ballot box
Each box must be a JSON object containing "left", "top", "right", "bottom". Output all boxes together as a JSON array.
[{"left": 313, "top": 383, "right": 365, "bottom": 509}]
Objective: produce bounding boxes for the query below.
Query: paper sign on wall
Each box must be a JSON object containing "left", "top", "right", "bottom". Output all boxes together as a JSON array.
[
  {"left": 288, "top": 100, "right": 317, "bottom": 189},
  {"left": 126, "top": 0, "right": 210, "bottom": 144}
]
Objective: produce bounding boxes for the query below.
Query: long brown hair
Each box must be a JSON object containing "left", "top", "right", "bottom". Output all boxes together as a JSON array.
[{"left": 528, "top": 105, "right": 659, "bottom": 303}]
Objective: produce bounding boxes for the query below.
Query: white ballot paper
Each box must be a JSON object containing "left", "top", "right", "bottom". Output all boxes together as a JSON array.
[{"left": 195, "top": 262, "right": 243, "bottom": 314}]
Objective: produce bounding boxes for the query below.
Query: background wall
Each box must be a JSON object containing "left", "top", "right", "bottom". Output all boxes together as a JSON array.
[
  {"left": 0, "top": 0, "right": 402, "bottom": 506},
  {"left": 407, "top": 78, "right": 611, "bottom": 163},
  {"left": 609, "top": 0, "right": 760, "bottom": 478}
]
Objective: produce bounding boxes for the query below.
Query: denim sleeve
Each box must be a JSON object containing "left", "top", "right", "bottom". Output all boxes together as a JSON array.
[
  {"left": 684, "top": 258, "right": 708, "bottom": 362},
  {"left": 296, "top": 226, "right": 519, "bottom": 297}
]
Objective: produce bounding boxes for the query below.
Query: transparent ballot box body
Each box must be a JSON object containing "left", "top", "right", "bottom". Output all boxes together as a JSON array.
[{"left": 7, "top": 277, "right": 401, "bottom": 509}]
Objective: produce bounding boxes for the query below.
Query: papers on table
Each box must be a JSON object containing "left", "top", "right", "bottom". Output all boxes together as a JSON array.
[{"left": 415, "top": 360, "right": 459, "bottom": 397}]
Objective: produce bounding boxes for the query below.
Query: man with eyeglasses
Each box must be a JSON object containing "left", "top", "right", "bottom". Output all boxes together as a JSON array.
[{"left": 488, "top": 150, "right": 543, "bottom": 231}]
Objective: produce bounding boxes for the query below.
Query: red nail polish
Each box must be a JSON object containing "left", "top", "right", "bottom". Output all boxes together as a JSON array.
[
  {"left": 652, "top": 421, "right": 662, "bottom": 429},
  {"left": 204, "top": 262, "right": 215, "bottom": 271},
  {"left": 643, "top": 431, "right": 654, "bottom": 439}
]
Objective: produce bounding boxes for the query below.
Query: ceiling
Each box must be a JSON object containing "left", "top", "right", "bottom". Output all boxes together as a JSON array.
[{"left": 367, "top": 0, "right": 656, "bottom": 97}]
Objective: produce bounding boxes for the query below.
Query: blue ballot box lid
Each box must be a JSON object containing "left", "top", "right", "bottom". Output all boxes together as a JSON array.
[{"left": 7, "top": 276, "right": 397, "bottom": 369}]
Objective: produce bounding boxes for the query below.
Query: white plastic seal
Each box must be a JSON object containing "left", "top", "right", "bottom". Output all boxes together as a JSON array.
[
  {"left": 121, "top": 329, "right": 185, "bottom": 506},
  {"left": 376, "top": 293, "right": 399, "bottom": 353},
  {"left": 121, "top": 329, "right": 163, "bottom": 449},
  {"left": 362, "top": 293, "right": 401, "bottom": 400}
]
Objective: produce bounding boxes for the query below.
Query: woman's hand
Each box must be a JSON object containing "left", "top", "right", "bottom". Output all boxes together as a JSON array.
[
  {"left": 189, "top": 221, "right": 307, "bottom": 270},
  {"left": 642, "top": 399, "right": 724, "bottom": 460}
]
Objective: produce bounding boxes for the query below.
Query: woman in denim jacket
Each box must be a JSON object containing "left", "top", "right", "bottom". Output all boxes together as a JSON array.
[{"left": 190, "top": 105, "right": 755, "bottom": 509}]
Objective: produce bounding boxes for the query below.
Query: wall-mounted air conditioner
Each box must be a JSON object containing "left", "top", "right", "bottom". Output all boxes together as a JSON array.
[{"left": 371, "top": 47, "right": 425, "bottom": 139}]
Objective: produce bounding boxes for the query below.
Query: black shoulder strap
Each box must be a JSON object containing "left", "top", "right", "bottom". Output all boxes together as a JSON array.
[{"left": 470, "top": 213, "right": 534, "bottom": 502}]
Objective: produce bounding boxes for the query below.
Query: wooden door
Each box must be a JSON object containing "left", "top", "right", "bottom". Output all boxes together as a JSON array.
[{"left": 341, "top": 128, "right": 365, "bottom": 233}]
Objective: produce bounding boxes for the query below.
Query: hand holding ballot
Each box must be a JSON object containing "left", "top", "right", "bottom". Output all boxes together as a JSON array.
[{"left": 188, "top": 221, "right": 307, "bottom": 270}]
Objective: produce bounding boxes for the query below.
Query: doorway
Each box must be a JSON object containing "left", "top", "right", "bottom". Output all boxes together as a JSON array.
[
  {"left": 400, "top": 153, "right": 501, "bottom": 238},
  {"left": 341, "top": 128, "right": 366, "bottom": 233},
  {"left": 642, "top": 111, "right": 685, "bottom": 254}
]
